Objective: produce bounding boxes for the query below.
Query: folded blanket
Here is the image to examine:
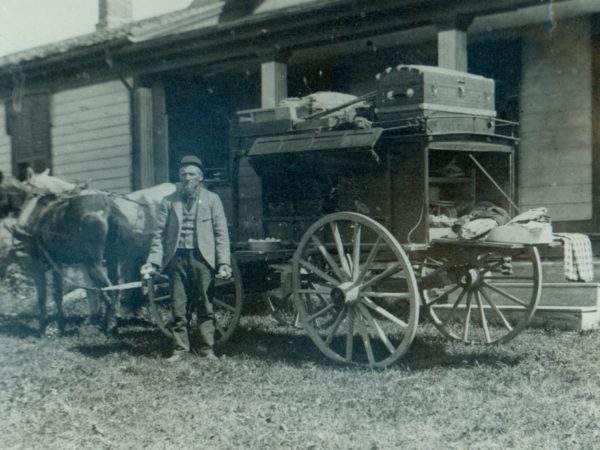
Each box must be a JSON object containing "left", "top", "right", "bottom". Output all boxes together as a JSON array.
[{"left": 553, "top": 233, "right": 594, "bottom": 282}]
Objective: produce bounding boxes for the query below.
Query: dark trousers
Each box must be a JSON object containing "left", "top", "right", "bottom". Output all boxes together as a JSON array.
[{"left": 167, "top": 249, "right": 215, "bottom": 353}]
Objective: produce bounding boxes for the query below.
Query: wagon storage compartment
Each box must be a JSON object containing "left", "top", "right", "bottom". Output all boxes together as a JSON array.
[
  {"left": 375, "top": 65, "right": 496, "bottom": 133},
  {"left": 245, "top": 128, "right": 386, "bottom": 243}
]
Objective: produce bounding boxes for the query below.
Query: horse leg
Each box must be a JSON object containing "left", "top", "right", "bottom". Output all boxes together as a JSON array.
[
  {"left": 33, "top": 270, "right": 47, "bottom": 336},
  {"left": 51, "top": 270, "right": 66, "bottom": 333},
  {"left": 82, "top": 269, "right": 102, "bottom": 326},
  {"left": 87, "top": 264, "right": 117, "bottom": 334}
]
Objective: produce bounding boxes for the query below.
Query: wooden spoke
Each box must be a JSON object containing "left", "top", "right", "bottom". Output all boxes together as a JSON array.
[
  {"left": 298, "top": 258, "right": 339, "bottom": 286},
  {"left": 360, "top": 291, "right": 412, "bottom": 299},
  {"left": 482, "top": 282, "right": 528, "bottom": 308},
  {"left": 356, "top": 311, "right": 375, "bottom": 366},
  {"left": 444, "top": 288, "right": 468, "bottom": 324},
  {"left": 310, "top": 235, "right": 349, "bottom": 282},
  {"left": 355, "top": 237, "right": 382, "bottom": 285},
  {"left": 296, "top": 288, "right": 329, "bottom": 295},
  {"left": 424, "top": 284, "right": 461, "bottom": 306},
  {"left": 345, "top": 307, "right": 355, "bottom": 362},
  {"left": 293, "top": 212, "right": 419, "bottom": 367},
  {"left": 360, "top": 262, "right": 403, "bottom": 291},
  {"left": 330, "top": 222, "right": 351, "bottom": 276},
  {"left": 480, "top": 287, "right": 513, "bottom": 332},
  {"left": 362, "top": 297, "right": 409, "bottom": 328},
  {"left": 324, "top": 306, "right": 347, "bottom": 346},
  {"left": 427, "top": 247, "right": 540, "bottom": 345},
  {"left": 462, "top": 291, "right": 473, "bottom": 342},
  {"left": 358, "top": 304, "right": 395, "bottom": 354},
  {"left": 475, "top": 291, "right": 491, "bottom": 343},
  {"left": 306, "top": 302, "right": 337, "bottom": 324},
  {"left": 213, "top": 298, "right": 236, "bottom": 312},
  {"left": 352, "top": 224, "right": 362, "bottom": 280}
]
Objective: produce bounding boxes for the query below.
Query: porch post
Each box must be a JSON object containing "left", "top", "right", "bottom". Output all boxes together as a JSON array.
[
  {"left": 261, "top": 59, "right": 288, "bottom": 108},
  {"left": 133, "top": 87, "right": 154, "bottom": 189},
  {"left": 436, "top": 15, "right": 473, "bottom": 72}
]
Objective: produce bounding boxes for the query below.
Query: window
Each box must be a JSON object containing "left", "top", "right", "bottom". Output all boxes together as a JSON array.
[{"left": 7, "top": 92, "right": 51, "bottom": 180}]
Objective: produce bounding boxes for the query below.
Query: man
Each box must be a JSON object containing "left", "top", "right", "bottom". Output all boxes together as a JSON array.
[{"left": 141, "top": 155, "right": 232, "bottom": 361}]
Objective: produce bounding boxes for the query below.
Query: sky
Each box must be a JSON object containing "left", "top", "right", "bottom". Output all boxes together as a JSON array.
[{"left": 0, "top": 0, "right": 193, "bottom": 57}]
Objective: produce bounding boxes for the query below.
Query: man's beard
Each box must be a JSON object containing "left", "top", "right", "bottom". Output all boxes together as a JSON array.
[{"left": 182, "top": 180, "right": 200, "bottom": 198}]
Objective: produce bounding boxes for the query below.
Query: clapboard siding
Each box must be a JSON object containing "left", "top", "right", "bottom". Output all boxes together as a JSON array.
[
  {"left": 53, "top": 91, "right": 129, "bottom": 114},
  {"left": 0, "top": 103, "right": 11, "bottom": 173},
  {"left": 52, "top": 110, "right": 129, "bottom": 131},
  {"left": 52, "top": 80, "right": 132, "bottom": 193},
  {"left": 53, "top": 123, "right": 130, "bottom": 146},
  {"left": 58, "top": 165, "right": 130, "bottom": 183},
  {"left": 55, "top": 155, "right": 131, "bottom": 174},
  {"left": 53, "top": 145, "right": 130, "bottom": 165},
  {"left": 53, "top": 135, "right": 131, "bottom": 155},
  {"left": 519, "top": 18, "right": 592, "bottom": 222},
  {"left": 52, "top": 82, "right": 130, "bottom": 105}
]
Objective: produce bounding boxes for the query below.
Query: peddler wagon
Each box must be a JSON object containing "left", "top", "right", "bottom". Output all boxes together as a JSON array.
[{"left": 148, "top": 65, "right": 549, "bottom": 368}]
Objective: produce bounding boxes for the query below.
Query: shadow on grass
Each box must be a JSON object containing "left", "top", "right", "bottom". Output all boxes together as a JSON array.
[
  {"left": 0, "top": 310, "right": 525, "bottom": 370},
  {"left": 0, "top": 312, "right": 89, "bottom": 338},
  {"left": 402, "top": 334, "right": 524, "bottom": 370},
  {"left": 220, "top": 323, "right": 337, "bottom": 367},
  {"left": 221, "top": 319, "right": 524, "bottom": 371},
  {"left": 0, "top": 313, "right": 40, "bottom": 338},
  {"left": 71, "top": 316, "right": 172, "bottom": 358}
]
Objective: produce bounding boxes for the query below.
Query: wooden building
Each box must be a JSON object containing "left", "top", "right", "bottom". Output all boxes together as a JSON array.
[{"left": 0, "top": 0, "right": 599, "bottom": 234}]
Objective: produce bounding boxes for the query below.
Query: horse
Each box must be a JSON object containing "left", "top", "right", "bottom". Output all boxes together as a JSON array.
[
  {"left": 0, "top": 170, "right": 174, "bottom": 333},
  {"left": 10, "top": 191, "right": 135, "bottom": 334}
]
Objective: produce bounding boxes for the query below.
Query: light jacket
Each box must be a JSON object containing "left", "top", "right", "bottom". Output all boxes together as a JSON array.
[{"left": 146, "top": 184, "right": 231, "bottom": 270}]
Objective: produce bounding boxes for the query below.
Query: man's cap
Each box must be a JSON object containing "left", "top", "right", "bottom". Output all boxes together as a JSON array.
[{"left": 179, "top": 155, "right": 204, "bottom": 172}]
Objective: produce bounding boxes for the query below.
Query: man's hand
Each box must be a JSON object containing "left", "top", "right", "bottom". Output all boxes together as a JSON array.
[
  {"left": 140, "top": 263, "right": 158, "bottom": 279},
  {"left": 216, "top": 264, "right": 232, "bottom": 280}
]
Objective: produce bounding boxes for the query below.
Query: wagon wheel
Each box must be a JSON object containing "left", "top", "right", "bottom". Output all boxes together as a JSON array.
[
  {"left": 292, "top": 212, "right": 420, "bottom": 368},
  {"left": 423, "top": 246, "right": 541, "bottom": 344},
  {"left": 146, "top": 256, "right": 243, "bottom": 348}
]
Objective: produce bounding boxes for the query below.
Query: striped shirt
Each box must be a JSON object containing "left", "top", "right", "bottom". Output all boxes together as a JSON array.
[{"left": 178, "top": 197, "right": 198, "bottom": 249}]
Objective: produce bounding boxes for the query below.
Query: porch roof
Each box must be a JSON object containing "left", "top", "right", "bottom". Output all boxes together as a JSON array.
[{"left": 0, "top": 0, "right": 582, "bottom": 88}]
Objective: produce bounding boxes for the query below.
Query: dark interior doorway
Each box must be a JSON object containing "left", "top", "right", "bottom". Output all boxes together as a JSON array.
[{"left": 163, "top": 69, "right": 259, "bottom": 183}]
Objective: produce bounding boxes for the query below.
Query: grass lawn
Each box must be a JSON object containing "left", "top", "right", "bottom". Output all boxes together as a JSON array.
[{"left": 1, "top": 272, "right": 599, "bottom": 449}]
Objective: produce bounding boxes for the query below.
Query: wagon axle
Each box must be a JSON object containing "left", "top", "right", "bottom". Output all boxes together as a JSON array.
[
  {"left": 458, "top": 268, "right": 484, "bottom": 290},
  {"left": 331, "top": 282, "right": 360, "bottom": 306}
]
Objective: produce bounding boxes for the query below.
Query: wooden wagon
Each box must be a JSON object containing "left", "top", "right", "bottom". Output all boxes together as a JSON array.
[{"left": 148, "top": 65, "right": 546, "bottom": 368}]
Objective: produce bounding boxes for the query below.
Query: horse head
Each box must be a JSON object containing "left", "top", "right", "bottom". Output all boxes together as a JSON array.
[{"left": 0, "top": 171, "right": 32, "bottom": 219}]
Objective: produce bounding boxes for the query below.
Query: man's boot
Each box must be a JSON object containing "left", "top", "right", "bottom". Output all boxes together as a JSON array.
[{"left": 198, "top": 319, "right": 217, "bottom": 359}]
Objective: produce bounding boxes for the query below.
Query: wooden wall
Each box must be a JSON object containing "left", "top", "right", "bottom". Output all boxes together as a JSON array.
[
  {"left": 51, "top": 80, "right": 132, "bottom": 193},
  {"left": 519, "top": 17, "right": 592, "bottom": 222},
  {"left": 0, "top": 102, "right": 11, "bottom": 174}
]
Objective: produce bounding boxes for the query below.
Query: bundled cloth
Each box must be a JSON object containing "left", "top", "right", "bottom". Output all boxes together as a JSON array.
[
  {"left": 553, "top": 233, "right": 594, "bottom": 282},
  {"left": 452, "top": 202, "right": 510, "bottom": 240}
]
